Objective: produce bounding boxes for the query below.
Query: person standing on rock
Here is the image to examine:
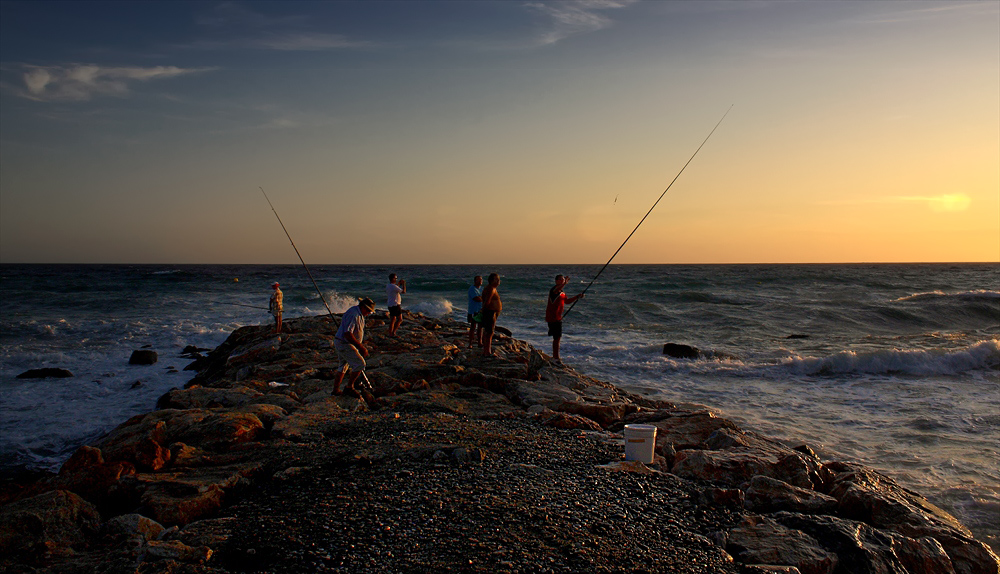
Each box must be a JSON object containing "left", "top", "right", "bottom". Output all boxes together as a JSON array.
[
  {"left": 269, "top": 282, "right": 283, "bottom": 334},
  {"left": 386, "top": 273, "right": 406, "bottom": 337},
  {"left": 481, "top": 273, "right": 502, "bottom": 357},
  {"left": 333, "top": 297, "right": 376, "bottom": 395},
  {"left": 546, "top": 275, "right": 584, "bottom": 362},
  {"left": 467, "top": 275, "right": 484, "bottom": 348}
]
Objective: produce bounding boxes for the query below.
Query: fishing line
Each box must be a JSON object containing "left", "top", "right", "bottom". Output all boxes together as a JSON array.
[
  {"left": 259, "top": 186, "right": 338, "bottom": 322},
  {"left": 562, "top": 105, "right": 733, "bottom": 320}
]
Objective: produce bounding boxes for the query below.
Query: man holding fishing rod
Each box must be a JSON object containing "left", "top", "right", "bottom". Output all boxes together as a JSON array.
[
  {"left": 546, "top": 275, "right": 584, "bottom": 362},
  {"left": 269, "top": 282, "right": 283, "bottom": 334}
]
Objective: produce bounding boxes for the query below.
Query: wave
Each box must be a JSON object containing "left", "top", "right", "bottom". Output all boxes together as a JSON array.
[
  {"left": 784, "top": 339, "right": 1000, "bottom": 376},
  {"left": 409, "top": 299, "right": 454, "bottom": 318},
  {"left": 894, "top": 290, "right": 1000, "bottom": 303}
]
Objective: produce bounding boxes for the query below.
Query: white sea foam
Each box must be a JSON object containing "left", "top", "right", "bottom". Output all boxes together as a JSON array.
[
  {"left": 894, "top": 290, "right": 1000, "bottom": 302},
  {"left": 409, "top": 299, "right": 455, "bottom": 318},
  {"left": 784, "top": 339, "right": 1000, "bottom": 376}
]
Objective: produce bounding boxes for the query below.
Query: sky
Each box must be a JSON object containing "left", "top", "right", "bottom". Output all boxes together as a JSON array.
[{"left": 1, "top": 1, "right": 997, "bottom": 264}]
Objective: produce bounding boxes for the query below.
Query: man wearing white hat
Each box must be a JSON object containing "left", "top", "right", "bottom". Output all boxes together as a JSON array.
[{"left": 333, "top": 297, "right": 376, "bottom": 395}]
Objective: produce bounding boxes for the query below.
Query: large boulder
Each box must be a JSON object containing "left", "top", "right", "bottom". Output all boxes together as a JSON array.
[
  {"left": 0, "top": 490, "right": 101, "bottom": 559},
  {"left": 825, "top": 462, "right": 1000, "bottom": 574},
  {"left": 726, "top": 515, "right": 838, "bottom": 574},
  {"left": 769, "top": 511, "right": 957, "bottom": 574},
  {"left": 745, "top": 476, "right": 838, "bottom": 515},
  {"left": 129, "top": 350, "right": 158, "bottom": 365}
]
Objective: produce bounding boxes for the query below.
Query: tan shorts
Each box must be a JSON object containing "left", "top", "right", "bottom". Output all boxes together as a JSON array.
[{"left": 333, "top": 338, "right": 366, "bottom": 373}]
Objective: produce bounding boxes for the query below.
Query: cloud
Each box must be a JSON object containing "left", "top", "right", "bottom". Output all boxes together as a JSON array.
[
  {"left": 903, "top": 194, "right": 972, "bottom": 213},
  {"left": 13, "top": 64, "right": 213, "bottom": 102},
  {"left": 824, "top": 194, "right": 973, "bottom": 212},
  {"left": 255, "top": 32, "right": 373, "bottom": 51},
  {"left": 189, "top": 3, "right": 374, "bottom": 52},
  {"left": 525, "top": 0, "right": 637, "bottom": 46}
]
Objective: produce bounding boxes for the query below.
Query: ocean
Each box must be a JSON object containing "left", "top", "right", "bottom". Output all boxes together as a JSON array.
[{"left": 1, "top": 263, "right": 998, "bottom": 550}]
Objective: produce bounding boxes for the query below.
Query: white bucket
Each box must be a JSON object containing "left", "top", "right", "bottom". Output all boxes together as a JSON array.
[{"left": 623, "top": 424, "right": 658, "bottom": 463}]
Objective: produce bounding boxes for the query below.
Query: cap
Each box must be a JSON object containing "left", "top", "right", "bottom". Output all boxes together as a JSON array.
[
  {"left": 359, "top": 297, "right": 375, "bottom": 311},
  {"left": 272, "top": 282, "right": 280, "bottom": 288}
]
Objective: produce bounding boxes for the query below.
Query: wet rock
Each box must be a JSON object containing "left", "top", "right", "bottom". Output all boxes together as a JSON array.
[
  {"left": 16, "top": 367, "right": 73, "bottom": 379},
  {"left": 129, "top": 350, "right": 159, "bottom": 365},
  {"left": 663, "top": 343, "right": 700, "bottom": 359}
]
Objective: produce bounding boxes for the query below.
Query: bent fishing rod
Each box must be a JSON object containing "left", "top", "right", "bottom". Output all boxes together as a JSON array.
[
  {"left": 259, "top": 186, "right": 338, "bottom": 322},
  {"left": 562, "top": 105, "right": 733, "bottom": 320}
]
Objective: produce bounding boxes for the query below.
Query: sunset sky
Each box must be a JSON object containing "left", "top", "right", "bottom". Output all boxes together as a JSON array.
[{"left": 1, "top": 1, "right": 997, "bottom": 264}]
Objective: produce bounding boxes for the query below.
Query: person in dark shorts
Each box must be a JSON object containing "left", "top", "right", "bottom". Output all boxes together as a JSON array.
[
  {"left": 386, "top": 273, "right": 406, "bottom": 337},
  {"left": 545, "top": 274, "right": 584, "bottom": 361},
  {"left": 480, "top": 273, "right": 502, "bottom": 357}
]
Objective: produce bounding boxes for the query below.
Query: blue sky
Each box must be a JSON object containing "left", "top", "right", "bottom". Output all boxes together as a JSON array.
[{"left": 1, "top": 1, "right": 997, "bottom": 263}]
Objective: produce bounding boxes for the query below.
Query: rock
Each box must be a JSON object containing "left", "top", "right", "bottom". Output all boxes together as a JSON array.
[
  {"left": 129, "top": 350, "right": 158, "bottom": 365},
  {"left": 16, "top": 368, "right": 73, "bottom": 379},
  {"left": 727, "top": 515, "right": 838, "bottom": 574},
  {"left": 770, "top": 511, "right": 958, "bottom": 574},
  {"left": 0, "top": 490, "right": 101, "bottom": 558},
  {"left": 745, "top": 476, "right": 838, "bottom": 515},
  {"left": 644, "top": 410, "right": 741, "bottom": 451},
  {"left": 156, "top": 386, "right": 265, "bottom": 410},
  {"left": 226, "top": 336, "right": 281, "bottom": 367},
  {"left": 96, "top": 417, "right": 171, "bottom": 471},
  {"left": 663, "top": 343, "right": 700, "bottom": 359},
  {"left": 701, "top": 487, "right": 746, "bottom": 509},
  {"left": 140, "top": 482, "right": 226, "bottom": 527},
  {"left": 55, "top": 446, "right": 137, "bottom": 512},
  {"left": 141, "top": 539, "right": 213, "bottom": 563},
  {"left": 536, "top": 411, "right": 604, "bottom": 431},
  {"left": 453, "top": 447, "right": 485, "bottom": 464},
  {"left": 102, "top": 513, "right": 165, "bottom": 543},
  {"left": 825, "top": 462, "right": 999, "bottom": 574}
]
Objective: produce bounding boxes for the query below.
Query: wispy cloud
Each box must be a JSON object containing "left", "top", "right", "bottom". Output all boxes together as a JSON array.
[
  {"left": 526, "top": 0, "right": 637, "bottom": 47},
  {"left": 10, "top": 64, "right": 213, "bottom": 102},
  {"left": 824, "top": 194, "right": 973, "bottom": 212},
  {"left": 190, "top": 2, "right": 374, "bottom": 52}
]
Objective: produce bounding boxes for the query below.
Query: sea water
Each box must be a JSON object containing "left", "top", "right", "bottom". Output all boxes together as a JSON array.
[{"left": 1, "top": 263, "right": 998, "bottom": 550}]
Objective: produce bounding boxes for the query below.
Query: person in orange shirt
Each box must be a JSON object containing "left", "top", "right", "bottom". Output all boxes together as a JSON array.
[{"left": 545, "top": 275, "right": 584, "bottom": 362}]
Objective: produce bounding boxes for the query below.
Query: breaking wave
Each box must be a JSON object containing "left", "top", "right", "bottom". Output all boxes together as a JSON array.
[{"left": 784, "top": 339, "right": 1000, "bottom": 376}]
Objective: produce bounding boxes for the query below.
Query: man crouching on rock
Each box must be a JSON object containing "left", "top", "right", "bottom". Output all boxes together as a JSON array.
[{"left": 333, "top": 297, "right": 376, "bottom": 395}]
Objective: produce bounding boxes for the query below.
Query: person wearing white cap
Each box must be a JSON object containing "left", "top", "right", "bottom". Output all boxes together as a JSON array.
[
  {"left": 269, "top": 282, "right": 283, "bottom": 334},
  {"left": 333, "top": 297, "right": 376, "bottom": 395}
]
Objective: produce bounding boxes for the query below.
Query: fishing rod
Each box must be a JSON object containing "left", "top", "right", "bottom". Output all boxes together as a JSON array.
[
  {"left": 562, "top": 105, "right": 733, "bottom": 320},
  {"left": 259, "top": 186, "right": 338, "bottom": 322},
  {"left": 210, "top": 301, "right": 270, "bottom": 311}
]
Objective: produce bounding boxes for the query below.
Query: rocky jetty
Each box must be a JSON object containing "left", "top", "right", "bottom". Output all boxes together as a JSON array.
[{"left": 1, "top": 311, "right": 997, "bottom": 574}]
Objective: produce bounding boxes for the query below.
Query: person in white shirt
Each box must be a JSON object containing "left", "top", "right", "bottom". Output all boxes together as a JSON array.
[
  {"left": 333, "top": 297, "right": 375, "bottom": 395},
  {"left": 386, "top": 273, "right": 406, "bottom": 337}
]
